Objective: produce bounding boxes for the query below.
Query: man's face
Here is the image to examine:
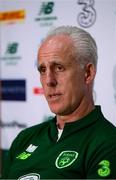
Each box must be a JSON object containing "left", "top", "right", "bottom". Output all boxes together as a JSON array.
[{"left": 38, "top": 35, "right": 87, "bottom": 116}]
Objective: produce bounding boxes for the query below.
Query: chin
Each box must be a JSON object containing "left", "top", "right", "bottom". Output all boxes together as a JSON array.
[
  {"left": 49, "top": 106, "right": 63, "bottom": 115},
  {"left": 50, "top": 107, "right": 69, "bottom": 116},
  {"left": 50, "top": 109, "right": 61, "bottom": 115}
]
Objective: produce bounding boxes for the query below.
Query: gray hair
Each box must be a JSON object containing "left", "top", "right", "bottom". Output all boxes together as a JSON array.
[{"left": 46, "top": 26, "right": 98, "bottom": 69}]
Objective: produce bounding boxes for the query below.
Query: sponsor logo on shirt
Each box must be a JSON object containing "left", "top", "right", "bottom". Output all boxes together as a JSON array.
[
  {"left": 26, "top": 144, "right": 38, "bottom": 153},
  {"left": 97, "top": 160, "right": 111, "bottom": 177},
  {"left": 16, "top": 152, "right": 31, "bottom": 160},
  {"left": 16, "top": 144, "right": 38, "bottom": 160},
  {"left": 55, "top": 150, "right": 78, "bottom": 169},
  {"left": 18, "top": 173, "right": 40, "bottom": 180}
]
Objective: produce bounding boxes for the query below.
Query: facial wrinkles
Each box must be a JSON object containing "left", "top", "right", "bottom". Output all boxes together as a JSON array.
[
  {"left": 38, "top": 35, "right": 78, "bottom": 89},
  {"left": 38, "top": 38, "right": 86, "bottom": 118},
  {"left": 39, "top": 35, "right": 75, "bottom": 61}
]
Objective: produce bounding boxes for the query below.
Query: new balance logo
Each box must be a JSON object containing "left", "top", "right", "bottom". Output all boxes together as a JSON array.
[
  {"left": 16, "top": 144, "right": 38, "bottom": 160},
  {"left": 26, "top": 144, "right": 38, "bottom": 153}
]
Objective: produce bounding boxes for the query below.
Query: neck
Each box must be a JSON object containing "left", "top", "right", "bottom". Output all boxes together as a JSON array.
[{"left": 56, "top": 100, "right": 95, "bottom": 129}]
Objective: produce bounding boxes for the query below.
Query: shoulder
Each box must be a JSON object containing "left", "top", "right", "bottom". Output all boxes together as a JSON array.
[
  {"left": 96, "top": 117, "right": 116, "bottom": 137},
  {"left": 86, "top": 117, "right": 116, "bottom": 169},
  {"left": 91, "top": 115, "right": 116, "bottom": 143},
  {"left": 18, "top": 116, "right": 55, "bottom": 139},
  {"left": 11, "top": 116, "right": 55, "bottom": 149},
  {"left": 89, "top": 116, "right": 116, "bottom": 152}
]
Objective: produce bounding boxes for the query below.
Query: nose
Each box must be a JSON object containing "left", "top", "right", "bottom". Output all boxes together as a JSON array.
[{"left": 46, "top": 70, "right": 57, "bottom": 87}]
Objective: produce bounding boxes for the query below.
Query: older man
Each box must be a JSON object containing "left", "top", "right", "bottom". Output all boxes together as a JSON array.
[{"left": 2, "top": 26, "right": 116, "bottom": 179}]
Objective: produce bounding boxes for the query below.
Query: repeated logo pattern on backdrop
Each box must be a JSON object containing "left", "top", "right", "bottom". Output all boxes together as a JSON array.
[
  {"left": 1, "top": 42, "right": 21, "bottom": 65},
  {"left": 35, "top": 1, "right": 57, "bottom": 27},
  {"left": 0, "top": 9, "right": 25, "bottom": 23},
  {"left": 0, "top": 0, "right": 116, "bottom": 150},
  {"left": 77, "top": 0, "right": 96, "bottom": 28},
  {"left": 113, "top": 65, "right": 116, "bottom": 104},
  {"left": 1, "top": 79, "right": 26, "bottom": 101}
]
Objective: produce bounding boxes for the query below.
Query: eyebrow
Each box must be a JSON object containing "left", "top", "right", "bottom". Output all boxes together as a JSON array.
[{"left": 37, "top": 58, "right": 74, "bottom": 72}]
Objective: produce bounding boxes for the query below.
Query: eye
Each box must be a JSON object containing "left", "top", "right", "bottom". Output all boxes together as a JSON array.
[
  {"left": 38, "top": 66, "right": 46, "bottom": 75},
  {"left": 55, "top": 64, "right": 65, "bottom": 72}
]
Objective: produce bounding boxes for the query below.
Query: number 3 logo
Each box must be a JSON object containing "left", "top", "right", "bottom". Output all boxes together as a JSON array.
[
  {"left": 77, "top": 0, "right": 96, "bottom": 28},
  {"left": 98, "top": 160, "right": 111, "bottom": 177}
]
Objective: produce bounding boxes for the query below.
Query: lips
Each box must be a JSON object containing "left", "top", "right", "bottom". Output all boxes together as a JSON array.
[{"left": 47, "top": 93, "right": 62, "bottom": 101}]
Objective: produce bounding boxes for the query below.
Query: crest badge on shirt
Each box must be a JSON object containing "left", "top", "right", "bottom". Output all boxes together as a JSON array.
[
  {"left": 55, "top": 150, "right": 79, "bottom": 169},
  {"left": 18, "top": 173, "right": 40, "bottom": 180}
]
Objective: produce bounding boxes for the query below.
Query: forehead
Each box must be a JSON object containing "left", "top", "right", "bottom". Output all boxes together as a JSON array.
[{"left": 38, "top": 34, "right": 74, "bottom": 57}]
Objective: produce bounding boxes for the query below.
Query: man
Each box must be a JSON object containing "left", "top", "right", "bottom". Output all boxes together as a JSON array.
[{"left": 1, "top": 26, "right": 116, "bottom": 179}]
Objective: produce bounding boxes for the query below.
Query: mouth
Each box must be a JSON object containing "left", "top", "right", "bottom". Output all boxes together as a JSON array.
[{"left": 47, "top": 93, "right": 62, "bottom": 101}]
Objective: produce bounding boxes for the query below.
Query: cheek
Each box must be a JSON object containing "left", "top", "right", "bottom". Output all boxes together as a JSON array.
[
  {"left": 40, "top": 77, "right": 45, "bottom": 86},
  {"left": 40, "top": 78, "right": 46, "bottom": 93},
  {"left": 62, "top": 81, "right": 77, "bottom": 100},
  {"left": 65, "top": 76, "right": 84, "bottom": 95}
]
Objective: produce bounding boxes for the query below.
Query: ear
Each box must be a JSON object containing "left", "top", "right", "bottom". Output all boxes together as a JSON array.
[{"left": 84, "top": 63, "right": 96, "bottom": 84}]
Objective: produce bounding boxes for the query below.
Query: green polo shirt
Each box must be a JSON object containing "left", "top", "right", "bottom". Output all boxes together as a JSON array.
[{"left": 1, "top": 106, "right": 116, "bottom": 179}]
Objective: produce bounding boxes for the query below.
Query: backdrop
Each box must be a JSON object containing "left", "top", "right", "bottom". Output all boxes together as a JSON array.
[{"left": 0, "top": 0, "right": 116, "bottom": 150}]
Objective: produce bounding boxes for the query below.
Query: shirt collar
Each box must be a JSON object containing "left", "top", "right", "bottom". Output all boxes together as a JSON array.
[{"left": 50, "top": 105, "right": 104, "bottom": 141}]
